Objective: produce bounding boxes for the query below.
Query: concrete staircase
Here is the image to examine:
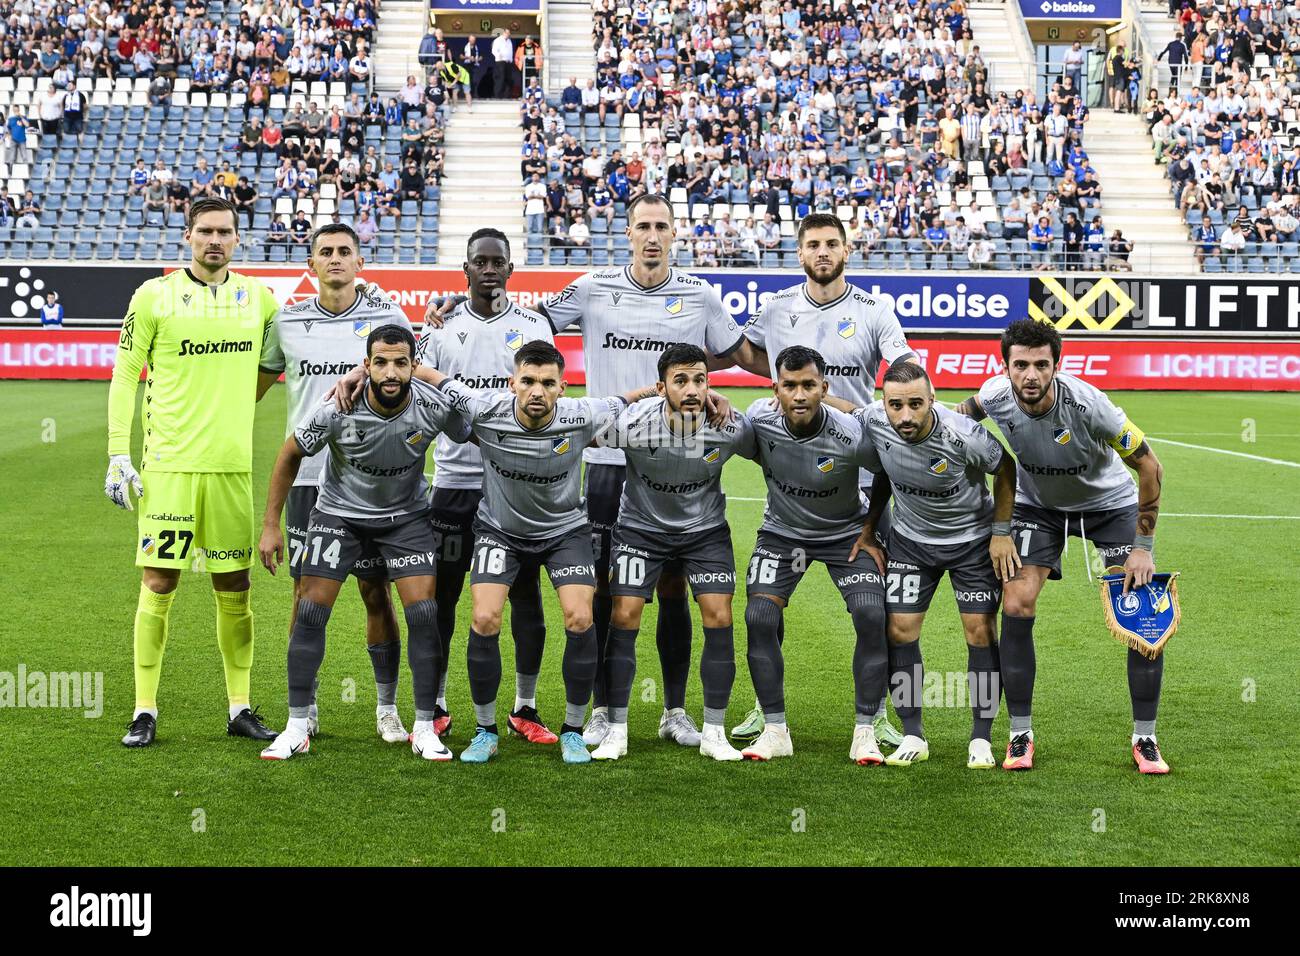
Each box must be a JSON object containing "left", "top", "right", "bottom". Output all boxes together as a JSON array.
[
  {"left": 373, "top": 0, "right": 429, "bottom": 93},
  {"left": 966, "top": 2, "right": 1034, "bottom": 94},
  {"left": 1083, "top": 110, "right": 1198, "bottom": 273},
  {"left": 1137, "top": 0, "right": 1182, "bottom": 94},
  {"left": 544, "top": 0, "right": 596, "bottom": 94},
  {"left": 436, "top": 100, "right": 525, "bottom": 263}
]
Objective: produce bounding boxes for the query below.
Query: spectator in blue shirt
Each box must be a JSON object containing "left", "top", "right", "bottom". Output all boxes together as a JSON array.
[
  {"left": 1030, "top": 216, "right": 1053, "bottom": 269},
  {"left": 607, "top": 165, "right": 630, "bottom": 202},
  {"left": 560, "top": 77, "right": 582, "bottom": 112},
  {"left": 40, "top": 292, "right": 64, "bottom": 328},
  {"left": 923, "top": 222, "right": 948, "bottom": 264},
  {"left": 1194, "top": 221, "right": 1219, "bottom": 266}
]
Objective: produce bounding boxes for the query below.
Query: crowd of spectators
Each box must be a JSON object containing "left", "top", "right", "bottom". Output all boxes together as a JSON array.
[
  {"left": 1147, "top": 0, "right": 1300, "bottom": 270},
  {"left": 522, "top": 0, "right": 1107, "bottom": 270}
]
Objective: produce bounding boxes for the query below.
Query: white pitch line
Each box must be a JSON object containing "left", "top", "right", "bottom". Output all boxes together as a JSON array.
[
  {"left": 722, "top": 497, "right": 1299, "bottom": 519},
  {"left": 1147, "top": 437, "right": 1300, "bottom": 468}
]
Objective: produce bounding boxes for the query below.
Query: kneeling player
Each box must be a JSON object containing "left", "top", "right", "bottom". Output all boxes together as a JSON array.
[
  {"left": 593, "top": 344, "right": 753, "bottom": 761},
  {"left": 258, "top": 326, "right": 469, "bottom": 761},
  {"left": 955, "top": 319, "right": 1170, "bottom": 773},
  {"left": 849, "top": 363, "right": 1019, "bottom": 769},
  {"left": 422, "top": 341, "right": 632, "bottom": 765},
  {"left": 741, "top": 346, "right": 890, "bottom": 762}
]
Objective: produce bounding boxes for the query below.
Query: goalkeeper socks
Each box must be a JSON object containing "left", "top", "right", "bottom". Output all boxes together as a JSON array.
[
  {"left": 591, "top": 592, "right": 613, "bottom": 708},
  {"left": 366, "top": 639, "right": 401, "bottom": 707},
  {"left": 466, "top": 629, "right": 501, "bottom": 728},
  {"left": 1000, "top": 613, "right": 1036, "bottom": 734},
  {"left": 403, "top": 600, "right": 441, "bottom": 723},
  {"left": 967, "top": 644, "right": 1000, "bottom": 742},
  {"left": 888, "top": 639, "right": 925, "bottom": 739},
  {"left": 848, "top": 595, "right": 888, "bottom": 723},
  {"left": 133, "top": 583, "right": 175, "bottom": 710},
  {"left": 605, "top": 626, "right": 639, "bottom": 725},
  {"left": 655, "top": 593, "right": 693, "bottom": 711},
  {"left": 744, "top": 597, "right": 785, "bottom": 722},
  {"left": 561, "top": 625, "right": 598, "bottom": 718},
  {"left": 288, "top": 599, "right": 331, "bottom": 712},
  {"left": 1127, "top": 647, "right": 1164, "bottom": 736},
  {"left": 214, "top": 588, "right": 255, "bottom": 710},
  {"left": 700, "top": 625, "right": 735, "bottom": 727}
]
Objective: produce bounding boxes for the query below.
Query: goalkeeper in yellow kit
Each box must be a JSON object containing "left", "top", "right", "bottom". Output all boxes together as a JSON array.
[{"left": 106, "top": 197, "right": 283, "bottom": 747}]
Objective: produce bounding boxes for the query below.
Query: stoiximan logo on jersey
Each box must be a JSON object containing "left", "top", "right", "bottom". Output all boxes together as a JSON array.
[
  {"left": 929, "top": 456, "right": 949, "bottom": 475},
  {"left": 353, "top": 320, "right": 372, "bottom": 338},
  {"left": 1053, "top": 428, "right": 1072, "bottom": 445},
  {"left": 837, "top": 319, "right": 856, "bottom": 339},
  {"left": 405, "top": 430, "right": 423, "bottom": 445},
  {"left": 817, "top": 456, "right": 834, "bottom": 473},
  {"left": 664, "top": 296, "right": 683, "bottom": 314},
  {"left": 505, "top": 330, "right": 523, "bottom": 350},
  {"left": 703, "top": 446, "right": 720, "bottom": 463},
  {"left": 552, "top": 437, "right": 571, "bottom": 455}
]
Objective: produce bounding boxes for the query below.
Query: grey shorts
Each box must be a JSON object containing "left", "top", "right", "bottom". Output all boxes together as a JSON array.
[
  {"left": 883, "top": 528, "right": 1001, "bottom": 615},
  {"left": 745, "top": 530, "right": 886, "bottom": 607},
  {"left": 287, "top": 486, "right": 385, "bottom": 580},
  {"left": 1012, "top": 502, "right": 1137, "bottom": 580},
  {"left": 299, "top": 507, "right": 437, "bottom": 582},
  {"left": 610, "top": 522, "right": 736, "bottom": 600},
  {"left": 428, "top": 486, "right": 481, "bottom": 574},
  {"left": 470, "top": 519, "right": 597, "bottom": 589}
]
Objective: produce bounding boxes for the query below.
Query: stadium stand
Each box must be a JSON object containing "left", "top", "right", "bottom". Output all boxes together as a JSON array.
[
  {"left": 0, "top": 0, "right": 448, "bottom": 265},
  {"left": 522, "top": 0, "right": 1108, "bottom": 271},
  {"left": 1144, "top": 0, "right": 1300, "bottom": 273}
]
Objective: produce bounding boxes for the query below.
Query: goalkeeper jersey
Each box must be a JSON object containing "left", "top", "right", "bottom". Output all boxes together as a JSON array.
[{"left": 107, "top": 268, "right": 280, "bottom": 473}]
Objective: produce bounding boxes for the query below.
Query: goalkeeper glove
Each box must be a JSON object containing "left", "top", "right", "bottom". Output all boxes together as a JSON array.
[{"left": 105, "top": 454, "right": 144, "bottom": 510}]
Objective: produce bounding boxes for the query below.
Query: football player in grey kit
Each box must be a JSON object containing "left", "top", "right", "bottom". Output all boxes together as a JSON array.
[
  {"left": 257, "top": 325, "right": 471, "bottom": 762},
  {"left": 739, "top": 345, "right": 891, "bottom": 764},
  {"left": 260, "top": 223, "right": 412, "bottom": 744},
  {"left": 848, "top": 362, "right": 1020, "bottom": 770},
  {"left": 737, "top": 212, "right": 920, "bottom": 747},
  {"left": 415, "top": 229, "right": 559, "bottom": 745},
  {"left": 954, "top": 319, "right": 1170, "bottom": 774},
  {"left": 420, "top": 340, "right": 638, "bottom": 765},
  {"left": 591, "top": 343, "right": 755, "bottom": 762}
]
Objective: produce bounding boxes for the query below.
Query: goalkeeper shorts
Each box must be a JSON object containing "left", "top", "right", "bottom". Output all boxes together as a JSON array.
[{"left": 135, "top": 471, "right": 255, "bottom": 573}]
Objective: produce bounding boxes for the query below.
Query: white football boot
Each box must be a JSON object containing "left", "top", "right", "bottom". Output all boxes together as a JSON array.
[
  {"left": 741, "top": 725, "right": 794, "bottom": 761},
  {"left": 658, "top": 708, "right": 702, "bottom": 747},
  {"left": 700, "top": 724, "right": 744, "bottom": 761},
  {"left": 884, "top": 734, "right": 930, "bottom": 766},
  {"left": 260, "top": 722, "right": 311, "bottom": 760},
  {"left": 592, "top": 723, "right": 628, "bottom": 760},
  {"left": 410, "top": 725, "right": 453, "bottom": 762},
  {"left": 850, "top": 723, "right": 884, "bottom": 766},
  {"left": 376, "top": 708, "right": 408, "bottom": 744},
  {"left": 582, "top": 709, "right": 610, "bottom": 746},
  {"left": 967, "top": 738, "right": 996, "bottom": 769}
]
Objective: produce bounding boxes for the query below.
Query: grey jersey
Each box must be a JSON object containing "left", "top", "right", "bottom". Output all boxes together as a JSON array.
[
  {"left": 544, "top": 267, "right": 746, "bottom": 466},
  {"left": 862, "top": 401, "right": 1006, "bottom": 545},
  {"left": 438, "top": 377, "right": 625, "bottom": 539},
  {"left": 746, "top": 398, "right": 882, "bottom": 540},
  {"left": 743, "top": 281, "right": 913, "bottom": 407},
  {"left": 294, "top": 379, "right": 469, "bottom": 520},
  {"left": 415, "top": 300, "right": 554, "bottom": 490},
  {"left": 262, "top": 287, "right": 411, "bottom": 486},
  {"left": 605, "top": 398, "right": 757, "bottom": 534},
  {"left": 977, "top": 372, "right": 1140, "bottom": 512}
]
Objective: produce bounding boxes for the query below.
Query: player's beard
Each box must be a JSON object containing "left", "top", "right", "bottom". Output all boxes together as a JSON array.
[
  {"left": 1011, "top": 374, "right": 1053, "bottom": 411},
  {"left": 803, "top": 256, "right": 845, "bottom": 287},
  {"left": 374, "top": 378, "right": 411, "bottom": 409}
]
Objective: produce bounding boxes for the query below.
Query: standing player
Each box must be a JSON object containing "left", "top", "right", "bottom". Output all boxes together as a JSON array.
[
  {"left": 421, "top": 194, "right": 769, "bottom": 749},
  {"left": 739, "top": 346, "right": 891, "bottom": 764},
  {"left": 260, "top": 223, "right": 411, "bottom": 743},
  {"left": 954, "top": 319, "right": 1170, "bottom": 773},
  {"left": 415, "top": 229, "right": 557, "bottom": 744},
  {"left": 257, "top": 326, "right": 470, "bottom": 761},
  {"left": 592, "top": 344, "right": 753, "bottom": 761},
  {"left": 735, "top": 211, "right": 919, "bottom": 747},
  {"left": 106, "top": 197, "right": 281, "bottom": 747},
  {"left": 848, "top": 363, "right": 1019, "bottom": 769},
  {"left": 419, "top": 341, "right": 635, "bottom": 765}
]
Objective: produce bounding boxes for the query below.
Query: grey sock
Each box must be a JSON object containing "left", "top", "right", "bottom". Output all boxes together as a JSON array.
[
  {"left": 366, "top": 639, "right": 400, "bottom": 707},
  {"left": 515, "top": 671, "right": 539, "bottom": 702},
  {"left": 562, "top": 626, "right": 598, "bottom": 714},
  {"left": 700, "top": 625, "right": 735, "bottom": 715},
  {"left": 288, "top": 599, "right": 331, "bottom": 709},
  {"left": 744, "top": 597, "right": 785, "bottom": 719},
  {"left": 704, "top": 707, "right": 726, "bottom": 725},
  {"left": 888, "top": 639, "right": 925, "bottom": 738},
  {"left": 467, "top": 629, "right": 501, "bottom": 728},
  {"left": 605, "top": 626, "right": 638, "bottom": 718},
  {"left": 404, "top": 599, "right": 440, "bottom": 721},
  {"left": 565, "top": 700, "right": 587, "bottom": 728},
  {"left": 849, "top": 593, "right": 888, "bottom": 722}
]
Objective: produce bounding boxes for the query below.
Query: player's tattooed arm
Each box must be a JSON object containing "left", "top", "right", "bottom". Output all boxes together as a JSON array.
[
  {"left": 952, "top": 395, "right": 986, "bottom": 421},
  {"left": 1121, "top": 441, "right": 1163, "bottom": 591},
  {"left": 259, "top": 437, "right": 306, "bottom": 576},
  {"left": 989, "top": 450, "right": 1021, "bottom": 582}
]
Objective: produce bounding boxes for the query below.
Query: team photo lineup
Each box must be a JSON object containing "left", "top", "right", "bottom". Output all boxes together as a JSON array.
[{"left": 102, "top": 191, "right": 1177, "bottom": 775}]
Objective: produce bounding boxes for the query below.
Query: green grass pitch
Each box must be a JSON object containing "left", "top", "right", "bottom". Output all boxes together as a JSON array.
[{"left": 1, "top": 381, "right": 1296, "bottom": 866}]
